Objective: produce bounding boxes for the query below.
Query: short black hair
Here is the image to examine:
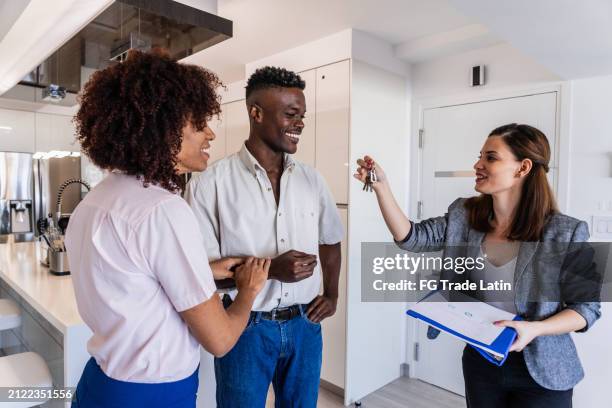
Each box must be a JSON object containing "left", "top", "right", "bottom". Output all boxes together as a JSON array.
[{"left": 245, "top": 66, "right": 305, "bottom": 99}]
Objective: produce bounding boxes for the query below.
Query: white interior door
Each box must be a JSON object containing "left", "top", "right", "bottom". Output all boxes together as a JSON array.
[{"left": 415, "top": 91, "right": 558, "bottom": 395}]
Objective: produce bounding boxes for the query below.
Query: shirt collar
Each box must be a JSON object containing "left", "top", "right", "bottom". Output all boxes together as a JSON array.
[{"left": 238, "top": 143, "right": 296, "bottom": 176}]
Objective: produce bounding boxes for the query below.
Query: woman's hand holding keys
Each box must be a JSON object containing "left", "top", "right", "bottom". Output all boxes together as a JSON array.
[
  {"left": 353, "top": 155, "right": 412, "bottom": 241},
  {"left": 354, "top": 155, "right": 387, "bottom": 192}
]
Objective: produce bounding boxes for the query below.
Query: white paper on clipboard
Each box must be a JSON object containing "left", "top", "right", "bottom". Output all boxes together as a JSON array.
[{"left": 410, "top": 291, "right": 517, "bottom": 345}]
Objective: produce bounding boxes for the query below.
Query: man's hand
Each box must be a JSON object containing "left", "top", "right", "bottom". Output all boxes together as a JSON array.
[
  {"left": 269, "top": 250, "right": 317, "bottom": 283},
  {"left": 210, "top": 257, "right": 244, "bottom": 280},
  {"left": 306, "top": 295, "right": 337, "bottom": 323}
]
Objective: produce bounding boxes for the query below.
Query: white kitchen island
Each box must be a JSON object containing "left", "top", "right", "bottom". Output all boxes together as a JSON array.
[{"left": 0, "top": 240, "right": 91, "bottom": 408}]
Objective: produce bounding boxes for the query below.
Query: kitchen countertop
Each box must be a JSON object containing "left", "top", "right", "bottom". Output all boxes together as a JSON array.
[{"left": 0, "top": 240, "right": 85, "bottom": 334}]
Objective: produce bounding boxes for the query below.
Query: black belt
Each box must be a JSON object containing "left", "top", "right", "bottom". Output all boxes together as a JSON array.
[
  {"left": 222, "top": 294, "right": 307, "bottom": 322},
  {"left": 253, "top": 304, "right": 306, "bottom": 322}
]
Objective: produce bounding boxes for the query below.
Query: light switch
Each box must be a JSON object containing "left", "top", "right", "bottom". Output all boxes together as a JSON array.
[
  {"left": 597, "top": 221, "right": 607, "bottom": 233},
  {"left": 592, "top": 216, "right": 612, "bottom": 238}
]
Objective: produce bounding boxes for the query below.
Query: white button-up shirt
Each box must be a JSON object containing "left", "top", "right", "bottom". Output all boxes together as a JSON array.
[
  {"left": 185, "top": 144, "right": 343, "bottom": 311},
  {"left": 66, "top": 173, "right": 216, "bottom": 382}
]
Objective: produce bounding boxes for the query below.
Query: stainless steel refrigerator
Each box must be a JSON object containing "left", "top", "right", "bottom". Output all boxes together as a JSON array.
[
  {"left": 0, "top": 152, "right": 34, "bottom": 242},
  {"left": 0, "top": 152, "right": 82, "bottom": 243}
]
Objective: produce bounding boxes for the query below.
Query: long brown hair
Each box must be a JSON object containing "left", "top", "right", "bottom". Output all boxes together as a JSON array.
[{"left": 465, "top": 123, "right": 558, "bottom": 241}]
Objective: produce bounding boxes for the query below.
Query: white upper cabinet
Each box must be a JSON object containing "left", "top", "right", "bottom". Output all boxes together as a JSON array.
[
  {"left": 57, "top": 114, "right": 79, "bottom": 152},
  {"left": 207, "top": 111, "right": 227, "bottom": 165},
  {"left": 315, "top": 60, "right": 350, "bottom": 204},
  {"left": 34, "top": 113, "right": 54, "bottom": 152},
  {"left": 35, "top": 113, "right": 79, "bottom": 152},
  {"left": 293, "top": 69, "right": 316, "bottom": 167},
  {"left": 0, "top": 108, "right": 36, "bottom": 153},
  {"left": 224, "top": 100, "right": 249, "bottom": 156}
]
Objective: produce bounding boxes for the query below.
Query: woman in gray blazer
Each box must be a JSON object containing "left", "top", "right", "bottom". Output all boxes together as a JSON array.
[{"left": 355, "top": 123, "right": 600, "bottom": 408}]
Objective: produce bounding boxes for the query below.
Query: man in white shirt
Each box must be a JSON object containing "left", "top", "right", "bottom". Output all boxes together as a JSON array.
[{"left": 186, "top": 66, "right": 343, "bottom": 407}]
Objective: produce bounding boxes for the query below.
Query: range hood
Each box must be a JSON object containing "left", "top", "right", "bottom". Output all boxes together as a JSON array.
[{"left": 7, "top": 0, "right": 232, "bottom": 104}]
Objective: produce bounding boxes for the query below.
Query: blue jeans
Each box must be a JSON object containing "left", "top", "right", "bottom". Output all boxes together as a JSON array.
[{"left": 215, "top": 306, "right": 322, "bottom": 408}]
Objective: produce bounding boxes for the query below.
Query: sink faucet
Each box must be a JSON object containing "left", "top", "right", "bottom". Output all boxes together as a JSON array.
[{"left": 55, "top": 178, "right": 92, "bottom": 223}]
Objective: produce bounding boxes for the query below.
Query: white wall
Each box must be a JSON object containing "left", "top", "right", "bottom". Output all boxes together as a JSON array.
[
  {"left": 347, "top": 58, "right": 409, "bottom": 404},
  {"left": 351, "top": 29, "right": 408, "bottom": 77},
  {"left": 566, "top": 75, "right": 612, "bottom": 225},
  {"left": 219, "top": 79, "right": 247, "bottom": 104},
  {"left": 411, "top": 42, "right": 559, "bottom": 99},
  {"left": 565, "top": 74, "right": 612, "bottom": 408}
]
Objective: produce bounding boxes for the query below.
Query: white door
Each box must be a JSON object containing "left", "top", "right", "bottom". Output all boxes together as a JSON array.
[{"left": 415, "top": 92, "right": 558, "bottom": 394}]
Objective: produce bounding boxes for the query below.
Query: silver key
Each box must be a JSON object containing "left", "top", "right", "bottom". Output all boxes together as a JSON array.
[
  {"left": 363, "top": 172, "right": 369, "bottom": 191},
  {"left": 370, "top": 167, "right": 378, "bottom": 184},
  {"left": 363, "top": 167, "right": 377, "bottom": 192}
]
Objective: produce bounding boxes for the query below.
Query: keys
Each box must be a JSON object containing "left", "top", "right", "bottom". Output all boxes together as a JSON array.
[{"left": 362, "top": 158, "right": 377, "bottom": 192}]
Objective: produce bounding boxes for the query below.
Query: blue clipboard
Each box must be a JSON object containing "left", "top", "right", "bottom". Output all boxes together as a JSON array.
[{"left": 407, "top": 294, "right": 521, "bottom": 366}]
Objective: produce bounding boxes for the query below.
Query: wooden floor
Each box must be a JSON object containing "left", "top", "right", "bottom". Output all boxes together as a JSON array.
[{"left": 266, "top": 377, "right": 466, "bottom": 408}]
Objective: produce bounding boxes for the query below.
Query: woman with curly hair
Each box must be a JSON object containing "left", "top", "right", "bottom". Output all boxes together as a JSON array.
[{"left": 65, "top": 51, "right": 269, "bottom": 407}]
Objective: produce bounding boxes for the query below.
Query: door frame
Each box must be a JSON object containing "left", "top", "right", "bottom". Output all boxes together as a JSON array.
[{"left": 406, "top": 81, "right": 572, "bottom": 379}]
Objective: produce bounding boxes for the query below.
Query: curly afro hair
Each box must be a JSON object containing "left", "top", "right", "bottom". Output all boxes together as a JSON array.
[
  {"left": 245, "top": 66, "right": 305, "bottom": 99},
  {"left": 75, "top": 50, "right": 223, "bottom": 193}
]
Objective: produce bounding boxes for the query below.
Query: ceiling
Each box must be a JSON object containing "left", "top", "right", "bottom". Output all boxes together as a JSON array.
[
  {"left": 0, "top": 0, "right": 31, "bottom": 42},
  {"left": 5, "top": 0, "right": 609, "bottom": 97},
  {"left": 447, "top": 0, "right": 612, "bottom": 79},
  {"left": 183, "top": 0, "right": 479, "bottom": 82},
  {"left": 0, "top": 0, "right": 497, "bottom": 90}
]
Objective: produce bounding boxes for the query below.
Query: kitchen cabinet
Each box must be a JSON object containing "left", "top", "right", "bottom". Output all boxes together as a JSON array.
[
  {"left": 315, "top": 60, "right": 350, "bottom": 205},
  {"left": 35, "top": 113, "right": 78, "bottom": 152},
  {"left": 224, "top": 100, "right": 249, "bottom": 156},
  {"left": 292, "top": 69, "right": 316, "bottom": 167},
  {"left": 0, "top": 108, "right": 36, "bottom": 153},
  {"left": 321, "top": 206, "right": 348, "bottom": 389}
]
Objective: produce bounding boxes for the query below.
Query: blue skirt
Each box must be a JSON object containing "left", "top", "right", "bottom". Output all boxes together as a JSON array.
[{"left": 72, "top": 358, "right": 199, "bottom": 408}]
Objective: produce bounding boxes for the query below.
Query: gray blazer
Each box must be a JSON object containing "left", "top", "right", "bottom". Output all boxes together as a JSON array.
[{"left": 397, "top": 198, "right": 601, "bottom": 391}]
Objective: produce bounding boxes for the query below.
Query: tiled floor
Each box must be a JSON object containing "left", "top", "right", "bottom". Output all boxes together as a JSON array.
[{"left": 266, "top": 377, "right": 465, "bottom": 407}]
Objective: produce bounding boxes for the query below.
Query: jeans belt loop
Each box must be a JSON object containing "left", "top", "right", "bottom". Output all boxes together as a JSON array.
[
  {"left": 297, "top": 304, "right": 305, "bottom": 316},
  {"left": 271, "top": 309, "right": 277, "bottom": 320}
]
